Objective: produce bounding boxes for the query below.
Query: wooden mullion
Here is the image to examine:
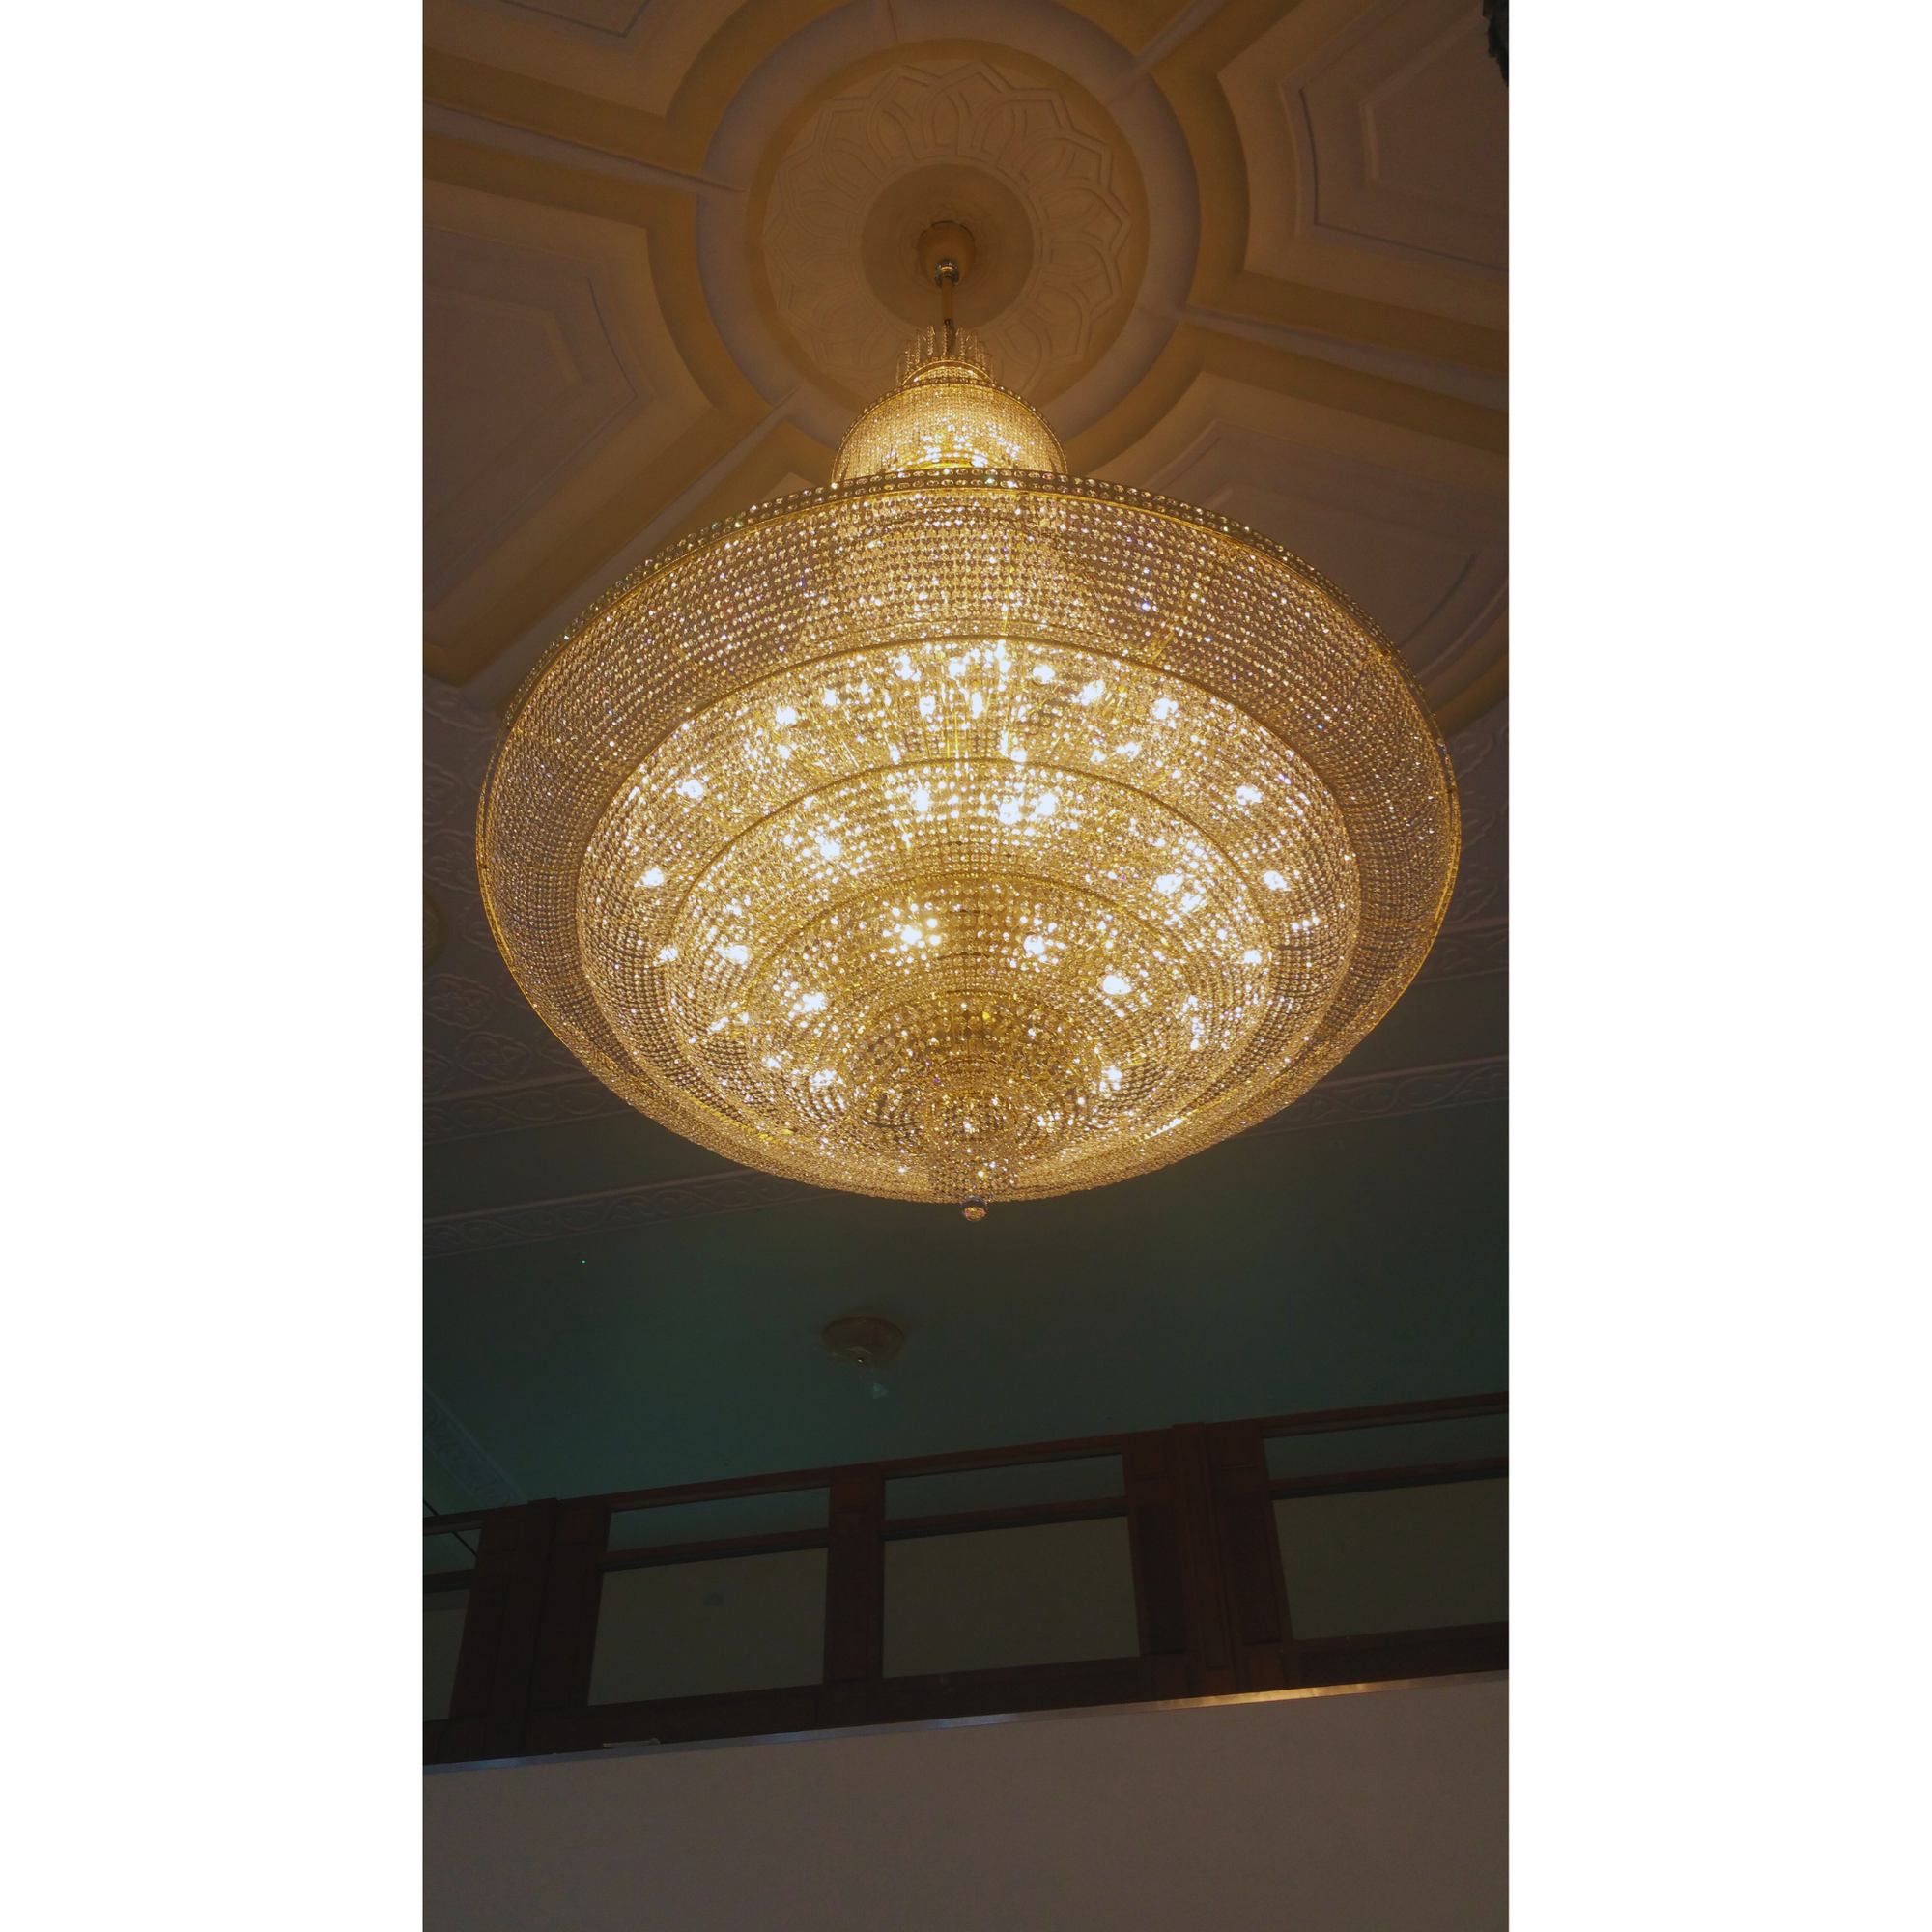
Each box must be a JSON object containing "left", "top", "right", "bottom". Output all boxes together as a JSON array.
[
  {"left": 1256, "top": 1392, "right": 1507, "bottom": 1437},
  {"left": 1171, "top": 1423, "right": 1239, "bottom": 1696},
  {"left": 602, "top": 1527, "right": 831, "bottom": 1569},
  {"left": 1121, "top": 1429, "right": 1192, "bottom": 1698},
  {"left": 597, "top": 1465, "right": 839, "bottom": 1514},
  {"left": 1204, "top": 1419, "right": 1289, "bottom": 1690},
  {"left": 521, "top": 1496, "right": 611, "bottom": 1754},
  {"left": 1268, "top": 1457, "right": 1509, "bottom": 1500},
  {"left": 437, "top": 1499, "right": 554, "bottom": 1764},
  {"left": 821, "top": 1465, "right": 884, "bottom": 1717},
  {"left": 876, "top": 1433, "right": 1125, "bottom": 1481},
  {"left": 882, "top": 1498, "right": 1126, "bottom": 1539}
]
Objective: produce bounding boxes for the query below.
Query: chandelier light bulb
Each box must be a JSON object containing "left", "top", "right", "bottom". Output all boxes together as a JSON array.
[{"left": 479, "top": 278, "right": 1457, "bottom": 1215}]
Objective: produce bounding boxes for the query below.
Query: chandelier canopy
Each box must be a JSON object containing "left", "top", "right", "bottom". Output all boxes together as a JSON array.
[{"left": 479, "top": 317, "right": 1458, "bottom": 1213}]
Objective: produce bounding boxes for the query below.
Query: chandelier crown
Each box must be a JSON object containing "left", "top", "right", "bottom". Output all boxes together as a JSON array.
[
  {"left": 831, "top": 327, "right": 1065, "bottom": 485},
  {"left": 898, "top": 323, "right": 990, "bottom": 384}
]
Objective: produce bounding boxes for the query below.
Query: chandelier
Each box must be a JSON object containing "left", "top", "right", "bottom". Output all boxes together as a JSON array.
[{"left": 478, "top": 231, "right": 1458, "bottom": 1217}]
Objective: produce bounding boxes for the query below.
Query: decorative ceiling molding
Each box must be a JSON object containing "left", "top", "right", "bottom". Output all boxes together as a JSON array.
[
  {"left": 427, "top": 1072, "right": 635, "bottom": 1141},
  {"left": 424, "top": 227, "right": 654, "bottom": 605},
  {"left": 421, "top": 149, "right": 772, "bottom": 682},
  {"left": 1239, "top": 1051, "right": 1504, "bottom": 1141},
  {"left": 424, "top": 1051, "right": 1507, "bottom": 1250},
  {"left": 1417, "top": 918, "right": 1506, "bottom": 982},
  {"left": 427, "top": 1166, "right": 829, "bottom": 1256},
  {"left": 422, "top": 0, "right": 1506, "bottom": 694},
  {"left": 1288, "top": 0, "right": 1506, "bottom": 275},
  {"left": 425, "top": 1383, "right": 526, "bottom": 1507}
]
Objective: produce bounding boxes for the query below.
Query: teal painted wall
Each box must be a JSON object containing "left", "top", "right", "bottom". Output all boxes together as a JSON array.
[{"left": 424, "top": 1101, "right": 1506, "bottom": 1500}]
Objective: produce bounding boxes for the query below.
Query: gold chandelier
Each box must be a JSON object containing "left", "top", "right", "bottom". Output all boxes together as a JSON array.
[{"left": 479, "top": 240, "right": 1458, "bottom": 1217}]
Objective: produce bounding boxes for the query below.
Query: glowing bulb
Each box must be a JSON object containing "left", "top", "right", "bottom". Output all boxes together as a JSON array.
[
  {"left": 1023, "top": 935, "right": 1046, "bottom": 957},
  {"left": 639, "top": 867, "right": 666, "bottom": 888},
  {"left": 1033, "top": 792, "right": 1058, "bottom": 818},
  {"left": 1236, "top": 785, "right": 1262, "bottom": 804},
  {"left": 815, "top": 836, "right": 842, "bottom": 860},
  {"left": 918, "top": 694, "right": 936, "bottom": 717},
  {"left": 775, "top": 706, "right": 798, "bottom": 726},
  {"left": 676, "top": 779, "right": 705, "bottom": 800},
  {"left": 1151, "top": 697, "right": 1179, "bottom": 721},
  {"left": 1102, "top": 974, "right": 1131, "bottom": 997},
  {"left": 1263, "top": 870, "right": 1288, "bottom": 891},
  {"left": 1241, "top": 949, "right": 1264, "bottom": 964},
  {"left": 656, "top": 946, "right": 678, "bottom": 963},
  {"left": 721, "top": 943, "right": 751, "bottom": 965},
  {"left": 1033, "top": 665, "right": 1054, "bottom": 682},
  {"left": 1154, "top": 873, "right": 1182, "bottom": 895},
  {"left": 1077, "top": 679, "right": 1105, "bottom": 705},
  {"left": 998, "top": 800, "right": 1022, "bottom": 825},
  {"left": 910, "top": 785, "right": 931, "bottom": 813},
  {"left": 799, "top": 991, "right": 827, "bottom": 1012},
  {"left": 822, "top": 689, "right": 839, "bottom": 708}
]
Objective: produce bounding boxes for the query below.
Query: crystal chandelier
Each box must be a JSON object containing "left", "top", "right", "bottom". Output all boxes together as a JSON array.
[{"left": 479, "top": 233, "right": 1458, "bottom": 1216}]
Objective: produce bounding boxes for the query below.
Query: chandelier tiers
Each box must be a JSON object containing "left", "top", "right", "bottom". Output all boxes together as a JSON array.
[{"left": 479, "top": 231, "right": 1459, "bottom": 1216}]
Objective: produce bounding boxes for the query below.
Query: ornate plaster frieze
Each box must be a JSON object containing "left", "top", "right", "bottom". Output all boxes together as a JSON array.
[{"left": 425, "top": 1382, "right": 526, "bottom": 1508}]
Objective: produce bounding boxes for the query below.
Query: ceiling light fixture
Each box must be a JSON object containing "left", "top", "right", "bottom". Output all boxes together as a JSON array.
[{"left": 479, "top": 224, "right": 1459, "bottom": 1217}]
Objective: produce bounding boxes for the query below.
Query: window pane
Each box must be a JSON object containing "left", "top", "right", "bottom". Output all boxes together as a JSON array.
[
  {"left": 424, "top": 1587, "right": 469, "bottom": 1721},
  {"left": 608, "top": 1489, "right": 829, "bottom": 1552},
  {"left": 1265, "top": 1415, "right": 1507, "bottom": 1480},
  {"left": 884, "top": 1518, "right": 1138, "bottom": 1677},
  {"left": 1274, "top": 1478, "right": 1508, "bottom": 1638},
  {"left": 588, "top": 1548, "right": 827, "bottom": 1704},
  {"left": 423, "top": 1529, "right": 479, "bottom": 1574},
  {"left": 885, "top": 1456, "right": 1124, "bottom": 1520}
]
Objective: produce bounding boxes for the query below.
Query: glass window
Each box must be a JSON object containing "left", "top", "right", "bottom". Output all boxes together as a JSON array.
[
  {"left": 588, "top": 1548, "right": 828, "bottom": 1705},
  {"left": 1265, "top": 1415, "right": 1507, "bottom": 1481},
  {"left": 423, "top": 1528, "right": 480, "bottom": 1574},
  {"left": 608, "top": 1488, "right": 829, "bottom": 1552},
  {"left": 424, "top": 1587, "right": 469, "bottom": 1721},
  {"left": 1274, "top": 1477, "right": 1508, "bottom": 1639},
  {"left": 885, "top": 1455, "right": 1124, "bottom": 1520},
  {"left": 884, "top": 1517, "right": 1138, "bottom": 1677}
]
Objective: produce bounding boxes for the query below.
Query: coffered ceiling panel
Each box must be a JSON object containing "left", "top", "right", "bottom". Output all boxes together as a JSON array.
[
  {"left": 1298, "top": 0, "right": 1506, "bottom": 270},
  {"left": 1219, "top": 0, "right": 1506, "bottom": 326},
  {"left": 425, "top": 0, "right": 743, "bottom": 112},
  {"left": 424, "top": 229, "right": 651, "bottom": 604},
  {"left": 421, "top": 181, "right": 721, "bottom": 679}
]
